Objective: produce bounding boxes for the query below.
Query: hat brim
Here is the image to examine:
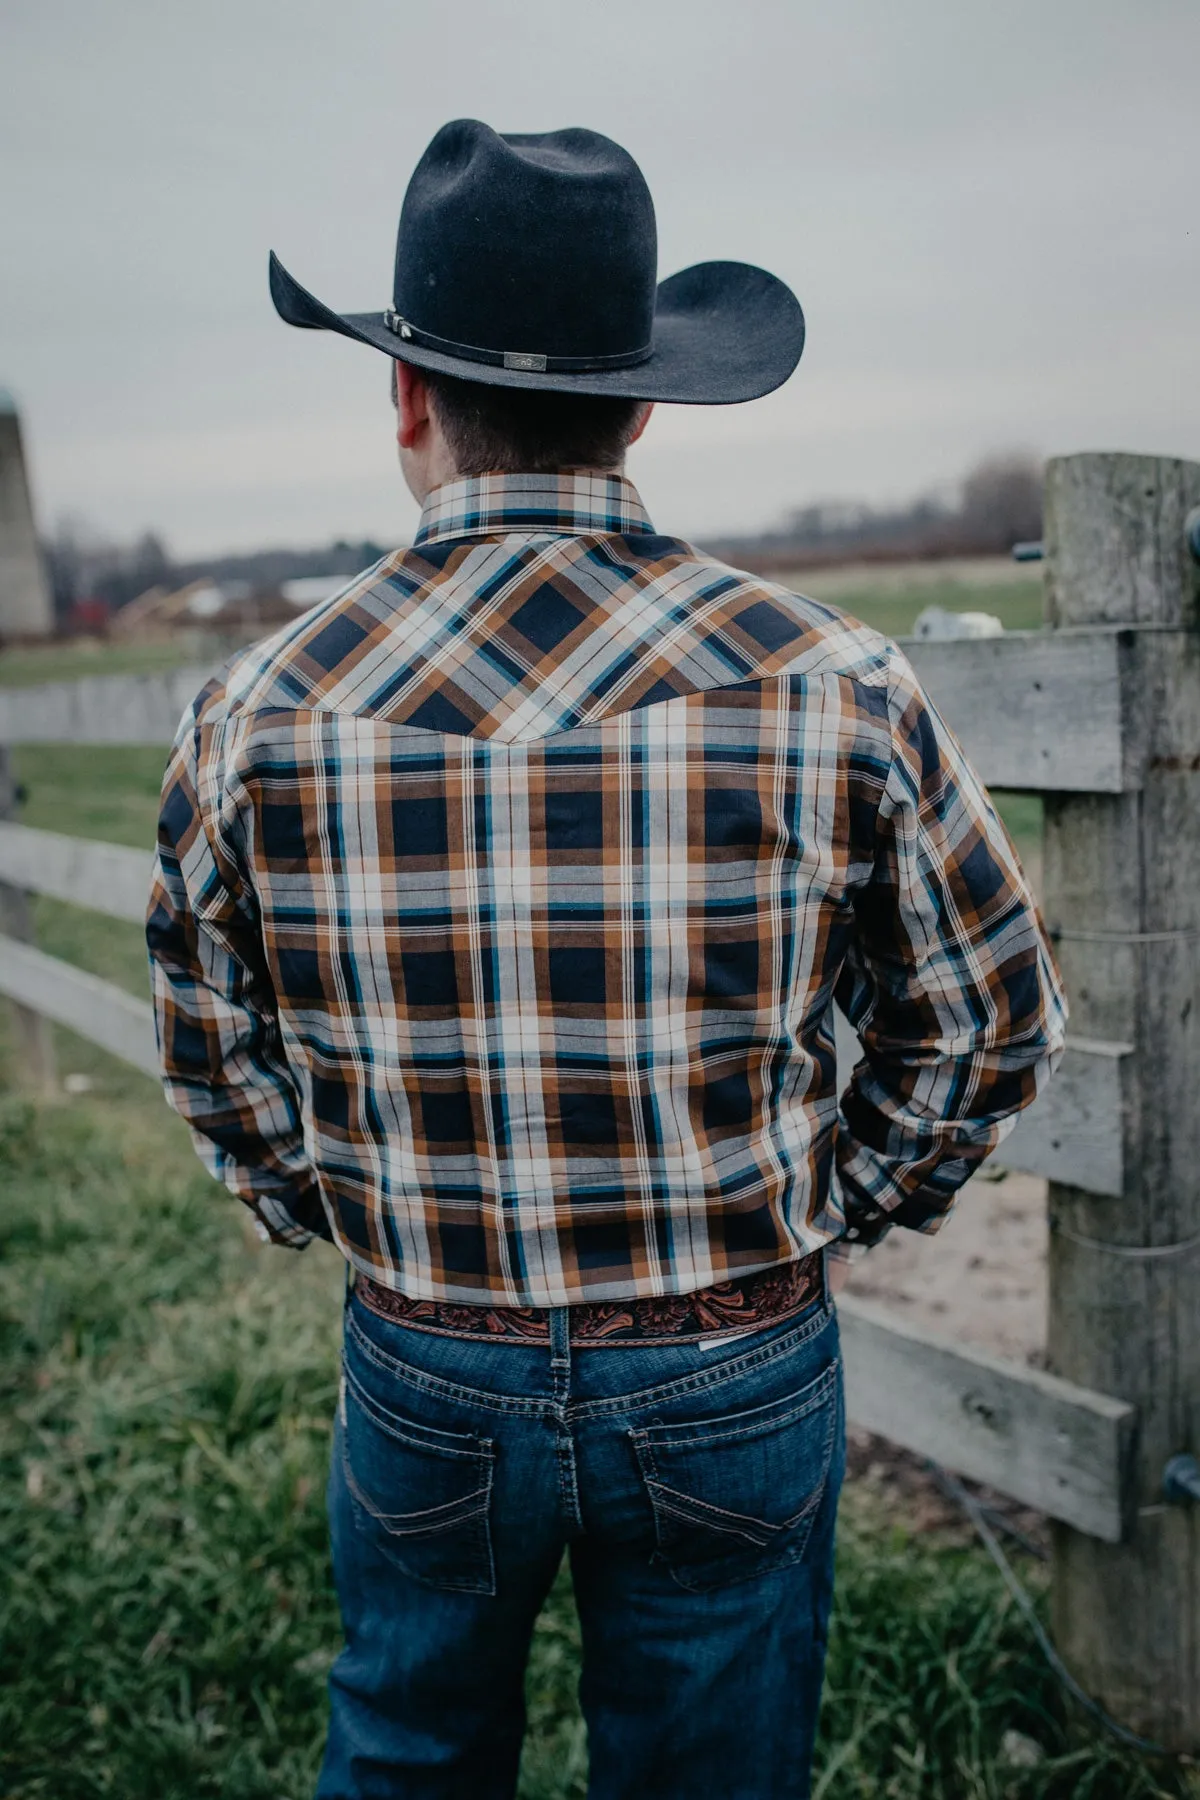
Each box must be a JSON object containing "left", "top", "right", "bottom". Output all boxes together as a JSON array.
[{"left": 268, "top": 251, "right": 804, "bottom": 405}]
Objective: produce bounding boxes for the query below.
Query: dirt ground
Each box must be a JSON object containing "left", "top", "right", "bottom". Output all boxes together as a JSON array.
[
  {"left": 838, "top": 1166, "right": 1051, "bottom": 1543},
  {"left": 842, "top": 1166, "right": 1048, "bottom": 1367}
]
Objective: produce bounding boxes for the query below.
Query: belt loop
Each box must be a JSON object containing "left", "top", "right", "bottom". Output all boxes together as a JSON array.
[
  {"left": 549, "top": 1306, "right": 572, "bottom": 1404},
  {"left": 549, "top": 1306, "right": 571, "bottom": 1365}
]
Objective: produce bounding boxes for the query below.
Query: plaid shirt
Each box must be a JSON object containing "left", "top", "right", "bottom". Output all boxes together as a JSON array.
[{"left": 148, "top": 472, "right": 1066, "bottom": 1306}]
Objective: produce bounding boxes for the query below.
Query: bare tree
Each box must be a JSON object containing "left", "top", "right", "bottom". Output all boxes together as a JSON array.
[{"left": 958, "top": 451, "right": 1043, "bottom": 551}]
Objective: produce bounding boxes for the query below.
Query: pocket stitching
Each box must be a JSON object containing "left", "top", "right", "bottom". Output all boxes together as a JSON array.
[
  {"left": 342, "top": 1454, "right": 493, "bottom": 1535},
  {"left": 345, "top": 1308, "right": 546, "bottom": 1416},
  {"left": 629, "top": 1357, "right": 839, "bottom": 1455},
  {"left": 340, "top": 1441, "right": 497, "bottom": 1596},
  {"left": 645, "top": 1487, "right": 786, "bottom": 1547},
  {"left": 633, "top": 1363, "right": 840, "bottom": 1592},
  {"left": 341, "top": 1441, "right": 494, "bottom": 1537},
  {"left": 573, "top": 1299, "right": 837, "bottom": 1421},
  {"left": 344, "top": 1358, "right": 494, "bottom": 1461},
  {"left": 644, "top": 1478, "right": 821, "bottom": 1545},
  {"left": 339, "top": 1377, "right": 498, "bottom": 1595}
]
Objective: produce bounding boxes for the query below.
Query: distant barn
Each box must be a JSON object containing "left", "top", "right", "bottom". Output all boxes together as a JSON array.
[{"left": 0, "top": 391, "right": 53, "bottom": 640}]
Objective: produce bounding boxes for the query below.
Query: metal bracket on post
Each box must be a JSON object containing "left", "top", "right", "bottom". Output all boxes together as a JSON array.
[
  {"left": 1163, "top": 1455, "right": 1200, "bottom": 1505},
  {"left": 1185, "top": 505, "right": 1200, "bottom": 567}
]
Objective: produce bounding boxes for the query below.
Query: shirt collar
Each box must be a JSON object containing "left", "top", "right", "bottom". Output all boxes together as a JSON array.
[{"left": 413, "top": 471, "right": 656, "bottom": 548}]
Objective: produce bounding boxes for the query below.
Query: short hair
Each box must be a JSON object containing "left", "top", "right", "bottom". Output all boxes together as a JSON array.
[{"left": 390, "top": 362, "right": 645, "bottom": 475}]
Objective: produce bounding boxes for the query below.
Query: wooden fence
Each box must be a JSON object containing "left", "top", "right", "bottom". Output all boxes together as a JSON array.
[{"left": 1, "top": 451, "right": 1197, "bottom": 1746}]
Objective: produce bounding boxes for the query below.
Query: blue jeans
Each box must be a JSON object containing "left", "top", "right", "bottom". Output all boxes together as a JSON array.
[{"left": 319, "top": 1280, "right": 844, "bottom": 1800}]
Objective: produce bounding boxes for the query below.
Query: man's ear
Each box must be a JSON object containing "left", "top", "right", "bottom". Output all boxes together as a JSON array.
[
  {"left": 628, "top": 403, "right": 654, "bottom": 448},
  {"left": 394, "top": 360, "right": 432, "bottom": 451}
]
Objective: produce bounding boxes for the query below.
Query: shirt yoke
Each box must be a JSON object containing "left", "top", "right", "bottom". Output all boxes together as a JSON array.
[{"left": 204, "top": 533, "right": 897, "bottom": 749}]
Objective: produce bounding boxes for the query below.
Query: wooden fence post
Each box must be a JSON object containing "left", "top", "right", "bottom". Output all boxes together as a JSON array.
[
  {"left": 0, "top": 744, "right": 56, "bottom": 1090},
  {"left": 1043, "top": 451, "right": 1200, "bottom": 1749}
]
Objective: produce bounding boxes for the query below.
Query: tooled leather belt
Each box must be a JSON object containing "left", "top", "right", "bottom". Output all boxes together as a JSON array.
[{"left": 354, "top": 1253, "right": 826, "bottom": 1348}]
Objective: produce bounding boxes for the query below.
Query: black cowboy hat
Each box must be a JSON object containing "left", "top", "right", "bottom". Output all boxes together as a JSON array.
[{"left": 269, "top": 119, "right": 804, "bottom": 405}]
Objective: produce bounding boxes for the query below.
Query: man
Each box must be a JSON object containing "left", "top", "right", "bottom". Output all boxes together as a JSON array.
[{"left": 148, "top": 120, "right": 1065, "bottom": 1800}]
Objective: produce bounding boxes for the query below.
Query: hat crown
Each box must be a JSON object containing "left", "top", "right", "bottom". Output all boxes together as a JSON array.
[{"left": 393, "top": 120, "right": 658, "bottom": 362}]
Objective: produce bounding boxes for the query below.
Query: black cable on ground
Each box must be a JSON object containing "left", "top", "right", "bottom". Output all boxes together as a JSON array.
[{"left": 925, "top": 1461, "right": 1175, "bottom": 1760}]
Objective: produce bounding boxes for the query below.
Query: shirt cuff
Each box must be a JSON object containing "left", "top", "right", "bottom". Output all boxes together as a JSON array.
[
  {"left": 825, "top": 1233, "right": 878, "bottom": 1270},
  {"left": 249, "top": 1184, "right": 330, "bottom": 1249}
]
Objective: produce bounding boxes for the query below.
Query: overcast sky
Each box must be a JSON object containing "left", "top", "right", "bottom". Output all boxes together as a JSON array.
[{"left": 2, "top": 0, "right": 1197, "bottom": 557}]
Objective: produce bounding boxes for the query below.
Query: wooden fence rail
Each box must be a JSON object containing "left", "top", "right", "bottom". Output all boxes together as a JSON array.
[
  {"left": 2, "top": 450, "right": 1198, "bottom": 1744},
  {"left": 0, "top": 932, "right": 160, "bottom": 1077},
  {"left": 0, "top": 819, "right": 151, "bottom": 921}
]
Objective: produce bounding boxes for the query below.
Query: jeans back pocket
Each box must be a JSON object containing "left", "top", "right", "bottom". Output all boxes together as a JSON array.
[
  {"left": 630, "top": 1357, "right": 840, "bottom": 1593},
  {"left": 339, "top": 1361, "right": 496, "bottom": 1595}
]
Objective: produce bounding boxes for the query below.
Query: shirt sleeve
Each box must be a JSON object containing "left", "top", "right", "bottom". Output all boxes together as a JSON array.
[
  {"left": 831, "top": 649, "right": 1067, "bottom": 1252},
  {"left": 145, "top": 688, "right": 328, "bottom": 1248}
]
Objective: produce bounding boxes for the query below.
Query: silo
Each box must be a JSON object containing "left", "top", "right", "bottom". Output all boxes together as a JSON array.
[{"left": 0, "top": 391, "right": 53, "bottom": 638}]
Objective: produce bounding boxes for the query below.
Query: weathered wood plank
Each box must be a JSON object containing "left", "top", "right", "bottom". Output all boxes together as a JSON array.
[
  {"left": 0, "top": 821, "right": 151, "bottom": 923},
  {"left": 0, "top": 634, "right": 1131, "bottom": 793},
  {"left": 0, "top": 664, "right": 211, "bottom": 745},
  {"left": 1045, "top": 453, "right": 1200, "bottom": 628},
  {"left": 0, "top": 750, "right": 55, "bottom": 1090},
  {"left": 1001, "top": 1034, "right": 1128, "bottom": 1195},
  {"left": 1043, "top": 450, "right": 1200, "bottom": 1749},
  {"left": 839, "top": 1294, "right": 1134, "bottom": 1541},
  {"left": 901, "top": 628, "right": 1124, "bottom": 792},
  {"left": 833, "top": 1008, "right": 1128, "bottom": 1198},
  {"left": 0, "top": 934, "right": 158, "bottom": 1076}
]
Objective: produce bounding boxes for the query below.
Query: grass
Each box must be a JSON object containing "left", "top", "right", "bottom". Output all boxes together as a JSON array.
[
  {"left": 0, "top": 637, "right": 214, "bottom": 690},
  {"left": 11, "top": 743, "right": 165, "bottom": 1022},
  {"left": 14, "top": 743, "right": 166, "bottom": 849},
  {"left": 811, "top": 576, "right": 1047, "bottom": 643}
]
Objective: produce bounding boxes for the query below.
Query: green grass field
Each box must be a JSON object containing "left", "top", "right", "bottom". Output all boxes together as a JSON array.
[
  {"left": 5, "top": 595, "right": 1192, "bottom": 1797},
  {"left": 801, "top": 574, "right": 1047, "bottom": 642},
  {"left": 0, "top": 637, "right": 214, "bottom": 690}
]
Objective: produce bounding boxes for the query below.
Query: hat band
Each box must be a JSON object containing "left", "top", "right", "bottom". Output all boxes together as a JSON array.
[{"left": 383, "top": 308, "right": 653, "bottom": 374}]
